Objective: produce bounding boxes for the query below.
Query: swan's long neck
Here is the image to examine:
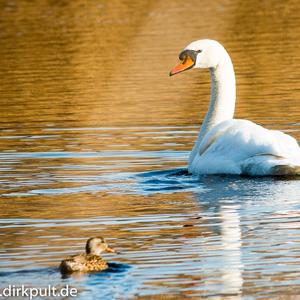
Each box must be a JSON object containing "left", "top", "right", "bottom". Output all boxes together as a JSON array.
[
  {"left": 189, "top": 51, "right": 236, "bottom": 163},
  {"left": 200, "top": 51, "right": 236, "bottom": 139}
]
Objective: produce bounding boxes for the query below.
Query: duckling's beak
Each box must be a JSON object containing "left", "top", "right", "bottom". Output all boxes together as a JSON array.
[
  {"left": 169, "top": 56, "right": 195, "bottom": 76},
  {"left": 106, "top": 246, "right": 116, "bottom": 253}
]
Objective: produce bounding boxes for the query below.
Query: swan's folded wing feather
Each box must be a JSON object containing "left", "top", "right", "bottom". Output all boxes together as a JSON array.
[
  {"left": 190, "top": 119, "right": 300, "bottom": 175},
  {"left": 199, "top": 119, "right": 300, "bottom": 159}
]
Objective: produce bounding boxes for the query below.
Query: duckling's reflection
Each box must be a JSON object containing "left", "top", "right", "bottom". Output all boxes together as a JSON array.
[{"left": 219, "top": 204, "right": 243, "bottom": 296}]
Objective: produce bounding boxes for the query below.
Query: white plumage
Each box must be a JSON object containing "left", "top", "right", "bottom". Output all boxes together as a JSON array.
[
  {"left": 189, "top": 119, "right": 300, "bottom": 175},
  {"left": 170, "top": 39, "right": 300, "bottom": 176}
]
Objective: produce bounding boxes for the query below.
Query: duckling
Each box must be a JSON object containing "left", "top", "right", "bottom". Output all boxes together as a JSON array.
[{"left": 59, "top": 237, "right": 116, "bottom": 274}]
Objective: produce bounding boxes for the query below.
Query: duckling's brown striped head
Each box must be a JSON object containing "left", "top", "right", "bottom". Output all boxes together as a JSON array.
[{"left": 85, "top": 237, "right": 116, "bottom": 256}]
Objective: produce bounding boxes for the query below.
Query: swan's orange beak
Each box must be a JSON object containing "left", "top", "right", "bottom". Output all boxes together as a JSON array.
[{"left": 169, "top": 56, "right": 195, "bottom": 76}]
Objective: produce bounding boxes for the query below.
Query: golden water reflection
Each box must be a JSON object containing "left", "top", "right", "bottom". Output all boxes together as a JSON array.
[{"left": 0, "top": 0, "right": 300, "bottom": 299}]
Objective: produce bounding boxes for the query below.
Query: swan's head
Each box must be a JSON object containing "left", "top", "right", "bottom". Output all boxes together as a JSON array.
[{"left": 170, "top": 39, "right": 226, "bottom": 76}]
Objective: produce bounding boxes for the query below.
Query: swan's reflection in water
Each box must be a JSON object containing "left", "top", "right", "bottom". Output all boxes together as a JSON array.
[{"left": 220, "top": 205, "right": 243, "bottom": 296}]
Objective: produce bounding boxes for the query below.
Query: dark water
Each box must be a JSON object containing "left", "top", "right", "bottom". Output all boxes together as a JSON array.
[{"left": 0, "top": 1, "right": 300, "bottom": 299}]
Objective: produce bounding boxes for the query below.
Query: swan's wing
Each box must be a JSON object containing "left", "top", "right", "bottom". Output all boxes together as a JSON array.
[{"left": 190, "top": 119, "right": 300, "bottom": 175}]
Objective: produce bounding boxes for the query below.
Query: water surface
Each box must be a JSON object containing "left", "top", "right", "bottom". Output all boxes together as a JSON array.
[{"left": 0, "top": 0, "right": 300, "bottom": 299}]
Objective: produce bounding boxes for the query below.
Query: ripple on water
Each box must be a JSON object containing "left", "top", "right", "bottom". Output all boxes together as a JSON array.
[
  {"left": 0, "top": 125, "right": 300, "bottom": 299},
  {"left": 1, "top": 0, "right": 300, "bottom": 297}
]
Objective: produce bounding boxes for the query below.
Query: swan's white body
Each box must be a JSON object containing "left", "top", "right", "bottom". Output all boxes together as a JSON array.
[
  {"left": 189, "top": 119, "right": 300, "bottom": 175},
  {"left": 171, "top": 40, "right": 300, "bottom": 176}
]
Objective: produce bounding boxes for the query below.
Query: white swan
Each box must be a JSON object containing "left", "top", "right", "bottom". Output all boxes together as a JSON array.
[{"left": 170, "top": 39, "right": 300, "bottom": 176}]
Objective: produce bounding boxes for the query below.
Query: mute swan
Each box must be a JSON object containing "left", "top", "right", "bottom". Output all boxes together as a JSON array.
[{"left": 170, "top": 39, "right": 300, "bottom": 176}]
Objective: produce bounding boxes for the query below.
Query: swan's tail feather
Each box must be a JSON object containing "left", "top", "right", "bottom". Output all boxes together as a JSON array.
[
  {"left": 241, "top": 154, "right": 300, "bottom": 176},
  {"left": 270, "top": 165, "right": 300, "bottom": 176}
]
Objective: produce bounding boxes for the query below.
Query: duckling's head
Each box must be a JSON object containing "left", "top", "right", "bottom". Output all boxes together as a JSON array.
[{"left": 85, "top": 237, "right": 116, "bottom": 256}]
